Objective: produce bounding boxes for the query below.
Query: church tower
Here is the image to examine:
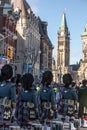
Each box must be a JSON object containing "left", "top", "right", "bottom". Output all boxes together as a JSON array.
[
  {"left": 57, "top": 13, "right": 70, "bottom": 82},
  {"left": 78, "top": 24, "right": 87, "bottom": 80},
  {"left": 82, "top": 24, "right": 87, "bottom": 62}
]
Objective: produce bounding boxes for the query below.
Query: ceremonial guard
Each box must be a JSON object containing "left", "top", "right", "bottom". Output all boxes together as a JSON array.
[
  {"left": 39, "top": 71, "right": 57, "bottom": 123},
  {"left": 15, "top": 73, "right": 39, "bottom": 129},
  {"left": 0, "top": 64, "right": 16, "bottom": 130},
  {"left": 78, "top": 79, "right": 87, "bottom": 127},
  {"left": 62, "top": 73, "right": 78, "bottom": 129}
]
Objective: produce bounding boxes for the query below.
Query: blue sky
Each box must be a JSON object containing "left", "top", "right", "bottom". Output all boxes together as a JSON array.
[{"left": 27, "top": 0, "right": 87, "bottom": 64}]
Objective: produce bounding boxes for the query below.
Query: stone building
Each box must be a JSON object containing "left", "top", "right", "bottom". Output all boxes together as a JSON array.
[
  {"left": 0, "top": 0, "right": 55, "bottom": 80},
  {"left": 56, "top": 13, "right": 87, "bottom": 82},
  {"left": 11, "top": 0, "right": 41, "bottom": 79},
  {"left": 39, "top": 18, "right": 54, "bottom": 76},
  {"left": 11, "top": 0, "right": 53, "bottom": 81},
  {"left": 77, "top": 24, "right": 87, "bottom": 81},
  {"left": 0, "top": 0, "right": 17, "bottom": 75},
  {"left": 56, "top": 13, "right": 70, "bottom": 83}
]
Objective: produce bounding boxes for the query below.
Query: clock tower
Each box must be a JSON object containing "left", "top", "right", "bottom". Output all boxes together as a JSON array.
[{"left": 57, "top": 13, "right": 70, "bottom": 82}]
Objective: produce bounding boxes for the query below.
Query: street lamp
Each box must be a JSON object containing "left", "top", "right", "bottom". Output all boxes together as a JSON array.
[{"left": 0, "top": 34, "right": 17, "bottom": 41}]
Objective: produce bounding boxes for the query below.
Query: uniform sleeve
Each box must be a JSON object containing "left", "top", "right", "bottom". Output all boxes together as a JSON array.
[
  {"left": 51, "top": 88, "right": 56, "bottom": 105},
  {"left": 32, "top": 90, "right": 38, "bottom": 108},
  {"left": 10, "top": 85, "right": 16, "bottom": 103},
  {"left": 72, "top": 88, "right": 78, "bottom": 100}
]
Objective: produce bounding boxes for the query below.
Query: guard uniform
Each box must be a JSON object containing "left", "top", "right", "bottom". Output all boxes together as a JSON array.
[
  {"left": 78, "top": 86, "right": 87, "bottom": 117},
  {"left": 39, "top": 85, "right": 57, "bottom": 122},
  {"left": 62, "top": 87, "right": 78, "bottom": 116},
  {"left": 0, "top": 81, "right": 16, "bottom": 130},
  {"left": 16, "top": 88, "right": 38, "bottom": 129}
]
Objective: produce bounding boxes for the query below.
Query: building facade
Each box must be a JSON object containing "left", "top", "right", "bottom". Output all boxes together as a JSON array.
[
  {"left": 11, "top": 0, "right": 53, "bottom": 81},
  {"left": 39, "top": 19, "right": 53, "bottom": 76},
  {"left": 0, "top": 0, "right": 18, "bottom": 75},
  {"left": 57, "top": 13, "right": 70, "bottom": 83},
  {"left": 11, "top": 0, "right": 41, "bottom": 79},
  {"left": 78, "top": 24, "right": 87, "bottom": 81}
]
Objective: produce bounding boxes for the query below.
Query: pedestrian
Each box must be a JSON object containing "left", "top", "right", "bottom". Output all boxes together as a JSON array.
[
  {"left": 0, "top": 64, "right": 16, "bottom": 129},
  {"left": 39, "top": 70, "right": 57, "bottom": 123},
  {"left": 15, "top": 73, "right": 39, "bottom": 129}
]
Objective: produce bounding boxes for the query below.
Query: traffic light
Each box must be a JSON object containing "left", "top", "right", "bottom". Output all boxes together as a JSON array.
[{"left": 7, "top": 46, "right": 13, "bottom": 60}]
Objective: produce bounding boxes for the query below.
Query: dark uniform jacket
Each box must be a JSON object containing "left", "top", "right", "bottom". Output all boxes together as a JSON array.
[{"left": 78, "top": 86, "right": 87, "bottom": 107}]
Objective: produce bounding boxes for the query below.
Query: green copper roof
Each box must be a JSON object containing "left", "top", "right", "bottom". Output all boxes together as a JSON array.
[
  {"left": 60, "top": 13, "right": 67, "bottom": 30},
  {"left": 82, "top": 24, "right": 87, "bottom": 36}
]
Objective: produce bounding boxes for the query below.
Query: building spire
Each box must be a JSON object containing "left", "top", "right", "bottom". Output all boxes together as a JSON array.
[
  {"left": 82, "top": 23, "right": 87, "bottom": 36},
  {"left": 60, "top": 13, "right": 68, "bottom": 30}
]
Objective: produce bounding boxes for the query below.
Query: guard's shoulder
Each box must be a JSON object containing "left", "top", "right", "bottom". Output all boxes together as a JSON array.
[
  {"left": 0, "top": 81, "right": 6, "bottom": 87},
  {"left": 10, "top": 82, "right": 16, "bottom": 88}
]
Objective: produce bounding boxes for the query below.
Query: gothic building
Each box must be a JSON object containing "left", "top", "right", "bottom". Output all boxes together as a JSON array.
[
  {"left": 39, "top": 18, "right": 53, "bottom": 75},
  {"left": 0, "top": 0, "right": 17, "bottom": 73},
  {"left": 56, "top": 13, "right": 87, "bottom": 82},
  {"left": 0, "top": 0, "right": 53, "bottom": 80},
  {"left": 57, "top": 13, "right": 70, "bottom": 82},
  {"left": 10, "top": 0, "right": 41, "bottom": 78},
  {"left": 78, "top": 24, "right": 87, "bottom": 81}
]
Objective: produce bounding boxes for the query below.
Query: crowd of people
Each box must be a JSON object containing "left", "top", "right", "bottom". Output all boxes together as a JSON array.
[{"left": 0, "top": 64, "right": 87, "bottom": 129}]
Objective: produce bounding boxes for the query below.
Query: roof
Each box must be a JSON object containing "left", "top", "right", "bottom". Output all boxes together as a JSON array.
[
  {"left": 39, "top": 18, "right": 45, "bottom": 37},
  {"left": 11, "top": 0, "right": 31, "bottom": 17},
  {"left": 70, "top": 64, "right": 80, "bottom": 71},
  {"left": 60, "top": 13, "right": 68, "bottom": 30},
  {"left": 82, "top": 24, "right": 87, "bottom": 36},
  {"left": 39, "top": 18, "right": 53, "bottom": 49}
]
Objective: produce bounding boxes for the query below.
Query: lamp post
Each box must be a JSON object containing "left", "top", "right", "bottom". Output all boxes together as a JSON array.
[{"left": 0, "top": 34, "right": 17, "bottom": 41}]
